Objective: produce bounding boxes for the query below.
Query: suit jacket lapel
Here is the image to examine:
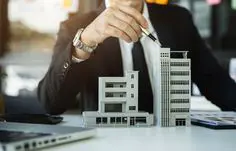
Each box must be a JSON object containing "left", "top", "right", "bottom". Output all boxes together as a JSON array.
[{"left": 147, "top": 4, "right": 176, "bottom": 48}]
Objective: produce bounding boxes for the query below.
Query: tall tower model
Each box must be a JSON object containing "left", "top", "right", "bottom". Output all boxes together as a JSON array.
[
  {"left": 83, "top": 71, "right": 154, "bottom": 127},
  {"left": 155, "top": 48, "right": 191, "bottom": 127}
]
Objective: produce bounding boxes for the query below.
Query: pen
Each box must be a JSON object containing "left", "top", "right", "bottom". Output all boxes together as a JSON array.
[{"left": 141, "top": 27, "right": 162, "bottom": 46}]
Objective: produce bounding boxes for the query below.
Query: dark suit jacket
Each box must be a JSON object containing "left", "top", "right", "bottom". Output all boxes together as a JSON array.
[{"left": 38, "top": 3, "right": 236, "bottom": 115}]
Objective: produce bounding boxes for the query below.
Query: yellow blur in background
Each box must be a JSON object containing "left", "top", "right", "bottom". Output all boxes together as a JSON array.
[
  {"left": 63, "top": 0, "right": 73, "bottom": 8},
  {"left": 63, "top": 0, "right": 169, "bottom": 7},
  {"left": 146, "top": 0, "right": 168, "bottom": 5}
]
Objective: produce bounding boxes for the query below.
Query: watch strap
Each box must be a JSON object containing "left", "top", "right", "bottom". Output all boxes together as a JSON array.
[{"left": 73, "top": 28, "right": 97, "bottom": 53}]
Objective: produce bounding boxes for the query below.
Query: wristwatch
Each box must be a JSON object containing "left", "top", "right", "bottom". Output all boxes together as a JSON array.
[{"left": 73, "top": 28, "right": 98, "bottom": 53}]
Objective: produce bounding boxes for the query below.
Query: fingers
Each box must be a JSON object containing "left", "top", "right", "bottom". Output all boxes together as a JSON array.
[
  {"left": 113, "top": 9, "right": 142, "bottom": 38},
  {"left": 105, "top": 25, "right": 132, "bottom": 43},
  {"left": 92, "top": 6, "right": 147, "bottom": 43},
  {"left": 107, "top": 13, "right": 139, "bottom": 42},
  {"left": 117, "top": 5, "right": 148, "bottom": 29}
]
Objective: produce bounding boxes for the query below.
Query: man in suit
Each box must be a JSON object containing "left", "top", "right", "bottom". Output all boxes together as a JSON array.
[{"left": 38, "top": 0, "right": 236, "bottom": 115}]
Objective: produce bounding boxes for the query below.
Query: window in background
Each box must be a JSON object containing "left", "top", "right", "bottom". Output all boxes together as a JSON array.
[
  {"left": 175, "top": 0, "right": 212, "bottom": 39},
  {"left": 8, "top": 0, "right": 78, "bottom": 53},
  {"left": 232, "top": 0, "right": 236, "bottom": 10},
  {"left": 1, "top": 0, "right": 79, "bottom": 98}
]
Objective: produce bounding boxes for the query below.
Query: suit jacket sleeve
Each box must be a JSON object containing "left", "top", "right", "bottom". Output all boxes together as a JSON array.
[
  {"left": 37, "top": 12, "right": 96, "bottom": 115},
  {"left": 186, "top": 10, "right": 236, "bottom": 111}
]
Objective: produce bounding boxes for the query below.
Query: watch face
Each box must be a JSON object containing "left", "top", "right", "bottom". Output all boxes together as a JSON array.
[
  {"left": 73, "top": 28, "right": 96, "bottom": 53},
  {"left": 77, "top": 41, "right": 83, "bottom": 49}
]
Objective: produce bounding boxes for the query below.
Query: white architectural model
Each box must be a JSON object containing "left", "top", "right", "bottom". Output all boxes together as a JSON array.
[
  {"left": 83, "top": 71, "right": 154, "bottom": 127},
  {"left": 155, "top": 48, "right": 191, "bottom": 127},
  {"left": 82, "top": 48, "right": 191, "bottom": 128}
]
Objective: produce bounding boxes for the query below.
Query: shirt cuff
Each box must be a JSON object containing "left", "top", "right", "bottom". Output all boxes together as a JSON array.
[{"left": 72, "top": 55, "right": 85, "bottom": 63}]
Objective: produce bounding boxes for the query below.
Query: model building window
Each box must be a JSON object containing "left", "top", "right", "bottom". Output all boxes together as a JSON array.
[
  {"left": 122, "top": 117, "right": 127, "bottom": 124},
  {"left": 131, "top": 74, "right": 134, "bottom": 79},
  {"left": 105, "top": 92, "right": 114, "bottom": 97},
  {"left": 131, "top": 94, "right": 134, "bottom": 98},
  {"left": 105, "top": 104, "right": 122, "bottom": 112},
  {"left": 131, "top": 84, "right": 134, "bottom": 88},
  {"left": 96, "top": 117, "right": 102, "bottom": 124},
  {"left": 129, "top": 106, "right": 136, "bottom": 110},
  {"left": 106, "top": 83, "right": 114, "bottom": 88},
  {"left": 110, "top": 117, "right": 116, "bottom": 124},
  {"left": 170, "top": 71, "right": 189, "bottom": 76},
  {"left": 136, "top": 117, "right": 146, "bottom": 124},
  {"left": 106, "top": 82, "right": 126, "bottom": 88},
  {"left": 171, "top": 99, "right": 189, "bottom": 103},
  {"left": 170, "top": 80, "right": 189, "bottom": 85},
  {"left": 102, "top": 117, "right": 107, "bottom": 124},
  {"left": 171, "top": 108, "right": 189, "bottom": 113},
  {"left": 170, "top": 90, "right": 189, "bottom": 94},
  {"left": 130, "top": 117, "right": 135, "bottom": 126},
  {"left": 176, "top": 119, "right": 186, "bottom": 126},
  {"left": 116, "top": 117, "right": 122, "bottom": 123}
]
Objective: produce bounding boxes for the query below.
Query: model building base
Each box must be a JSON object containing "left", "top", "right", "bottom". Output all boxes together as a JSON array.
[{"left": 82, "top": 112, "right": 154, "bottom": 127}]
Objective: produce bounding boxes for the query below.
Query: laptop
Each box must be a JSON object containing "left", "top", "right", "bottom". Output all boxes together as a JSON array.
[{"left": 0, "top": 122, "right": 96, "bottom": 151}]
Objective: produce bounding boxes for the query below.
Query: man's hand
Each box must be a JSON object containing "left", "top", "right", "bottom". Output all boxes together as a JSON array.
[
  {"left": 81, "top": 5, "right": 148, "bottom": 47},
  {"left": 108, "top": 0, "right": 144, "bottom": 12}
]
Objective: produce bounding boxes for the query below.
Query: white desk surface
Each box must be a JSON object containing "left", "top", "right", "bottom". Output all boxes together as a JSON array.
[{"left": 40, "top": 112, "right": 236, "bottom": 151}]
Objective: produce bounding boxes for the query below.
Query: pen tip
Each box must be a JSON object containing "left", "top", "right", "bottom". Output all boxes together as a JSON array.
[{"left": 155, "top": 40, "right": 161, "bottom": 47}]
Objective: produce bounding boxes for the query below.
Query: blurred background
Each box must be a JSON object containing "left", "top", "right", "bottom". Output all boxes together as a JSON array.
[{"left": 0, "top": 0, "right": 236, "bottom": 113}]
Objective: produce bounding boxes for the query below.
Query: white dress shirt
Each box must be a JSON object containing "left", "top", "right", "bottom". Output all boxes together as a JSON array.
[{"left": 114, "top": 2, "right": 162, "bottom": 101}]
